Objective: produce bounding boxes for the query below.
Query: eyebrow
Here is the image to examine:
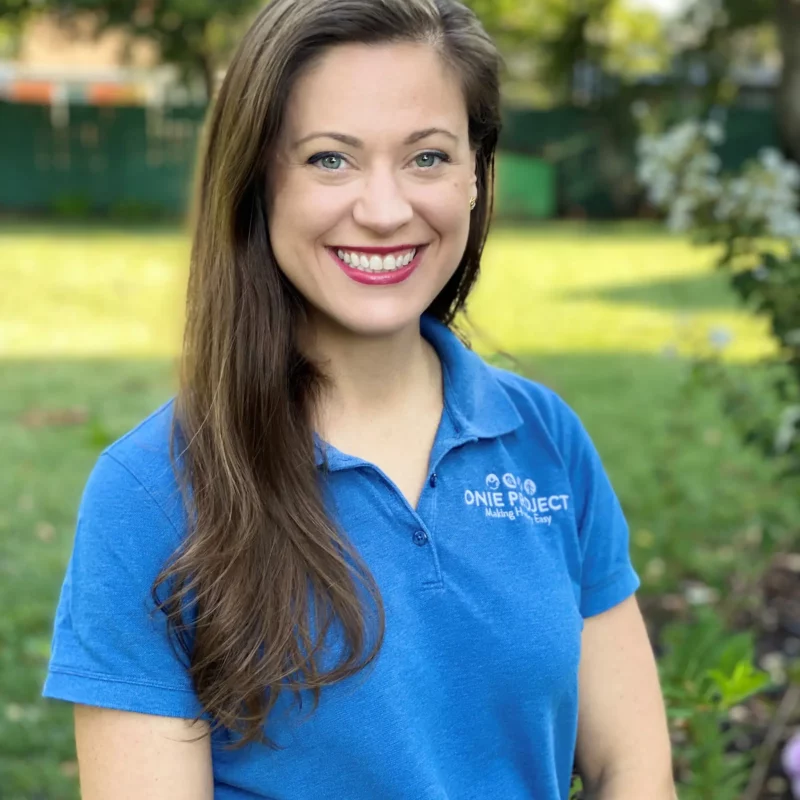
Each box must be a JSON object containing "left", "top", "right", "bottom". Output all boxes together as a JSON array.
[{"left": 292, "top": 127, "right": 458, "bottom": 149}]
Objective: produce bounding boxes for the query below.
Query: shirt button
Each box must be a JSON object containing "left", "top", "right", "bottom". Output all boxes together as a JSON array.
[
  {"left": 429, "top": 473, "right": 438, "bottom": 488},
  {"left": 413, "top": 530, "right": 429, "bottom": 547}
]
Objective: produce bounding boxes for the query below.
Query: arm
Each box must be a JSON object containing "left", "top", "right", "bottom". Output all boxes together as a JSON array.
[
  {"left": 74, "top": 705, "right": 213, "bottom": 800},
  {"left": 44, "top": 453, "right": 214, "bottom": 798},
  {"left": 575, "top": 595, "right": 677, "bottom": 800}
]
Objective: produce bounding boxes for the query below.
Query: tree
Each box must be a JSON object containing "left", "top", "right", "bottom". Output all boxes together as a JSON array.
[
  {"left": 0, "top": 0, "right": 33, "bottom": 16},
  {"left": 47, "top": 0, "right": 262, "bottom": 100},
  {"left": 0, "top": 0, "right": 37, "bottom": 58},
  {"left": 463, "top": 0, "right": 672, "bottom": 104},
  {"left": 775, "top": 0, "right": 800, "bottom": 163},
  {"left": 669, "top": 0, "right": 797, "bottom": 161},
  {"left": 522, "top": 0, "right": 798, "bottom": 163},
  {"left": 461, "top": 1, "right": 674, "bottom": 216}
]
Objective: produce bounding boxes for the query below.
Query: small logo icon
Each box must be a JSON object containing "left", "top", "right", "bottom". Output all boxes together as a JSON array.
[
  {"left": 523, "top": 479, "right": 537, "bottom": 496},
  {"left": 485, "top": 474, "right": 500, "bottom": 490},
  {"left": 502, "top": 473, "right": 518, "bottom": 489}
]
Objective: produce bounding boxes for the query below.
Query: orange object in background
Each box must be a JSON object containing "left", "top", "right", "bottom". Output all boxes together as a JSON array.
[
  {"left": 88, "top": 83, "right": 141, "bottom": 106},
  {"left": 10, "top": 81, "right": 53, "bottom": 104}
]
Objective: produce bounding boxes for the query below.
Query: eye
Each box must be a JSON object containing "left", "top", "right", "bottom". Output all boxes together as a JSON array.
[
  {"left": 308, "top": 152, "right": 347, "bottom": 171},
  {"left": 414, "top": 151, "right": 451, "bottom": 169}
]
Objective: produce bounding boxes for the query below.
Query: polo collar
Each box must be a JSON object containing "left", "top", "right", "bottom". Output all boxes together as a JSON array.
[
  {"left": 314, "top": 314, "right": 523, "bottom": 468},
  {"left": 421, "top": 315, "right": 523, "bottom": 440}
]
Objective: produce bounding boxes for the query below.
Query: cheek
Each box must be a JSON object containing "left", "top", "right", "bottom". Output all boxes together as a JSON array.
[
  {"left": 268, "top": 183, "right": 338, "bottom": 256},
  {"left": 266, "top": 188, "right": 341, "bottom": 297},
  {"left": 434, "top": 173, "right": 472, "bottom": 218},
  {"left": 418, "top": 186, "right": 471, "bottom": 242}
]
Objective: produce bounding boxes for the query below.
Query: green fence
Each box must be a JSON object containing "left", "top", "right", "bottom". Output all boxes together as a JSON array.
[
  {"left": 0, "top": 101, "right": 205, "bottom": 219},
  {"left": 499, "top": 105, "right": 781, "bottom": 218},
  {"left": 495, "top": 153, "right": 556, "bottom": 220},
  {"left": 0, "top": 100, "right": 779, "bottom": 221}
]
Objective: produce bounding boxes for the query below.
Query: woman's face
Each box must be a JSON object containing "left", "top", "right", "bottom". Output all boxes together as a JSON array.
[{"left": 268, "top": 41, "right": 477, "bottom": 338}]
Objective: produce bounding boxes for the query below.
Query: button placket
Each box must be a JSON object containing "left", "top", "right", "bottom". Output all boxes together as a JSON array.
[
  {"left": 356, "top": 465, "right": 442, "bottom": 587},
  {"left": 409, "top": 519, "right": 442, "bottom": 589},
  {"left": 412, "top": 471, "right": 443, "bottom": 590}
]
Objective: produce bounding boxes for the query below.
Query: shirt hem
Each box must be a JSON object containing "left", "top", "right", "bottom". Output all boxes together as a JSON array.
[
  {"left": 580, "top": 565, "right": 640, "bottom": 618},
  {"left": 43, "top": 667, "right": 204, "bottom": 719}
]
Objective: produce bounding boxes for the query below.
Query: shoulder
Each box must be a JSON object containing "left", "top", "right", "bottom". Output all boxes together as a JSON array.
[
  {"left": 45, "top": 397, "right": 202, "bottom": 711},
  {"left": 79, "top": 397, "right": 186, "bottom": 545},
  {"left": 102, "top": 396, "right": 178, "bottom": 483},
  {"left": 486, "top": 362, "right": 588, "bottom": 454}
]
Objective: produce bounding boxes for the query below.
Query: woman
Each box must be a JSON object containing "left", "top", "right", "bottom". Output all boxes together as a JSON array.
[{"left": 43, "top": 0, "right": 676, "bottom": 798}]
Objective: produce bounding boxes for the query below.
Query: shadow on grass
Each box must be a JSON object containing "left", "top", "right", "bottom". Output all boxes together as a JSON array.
[
  {"left": 563, "top": 272, "right": 740, "bottom": 312},
  {"left": 0, "top": 351, "right": 787, "bottom": 799}
]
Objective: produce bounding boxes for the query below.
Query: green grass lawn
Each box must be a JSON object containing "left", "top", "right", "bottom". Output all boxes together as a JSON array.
[{"left": 0, "top": 221, "right": 790, "bottom": 799}]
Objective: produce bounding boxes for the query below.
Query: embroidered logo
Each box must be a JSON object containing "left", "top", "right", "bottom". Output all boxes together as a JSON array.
[{"left": 464, "top": 471, "right": 570, "bottom": 526}]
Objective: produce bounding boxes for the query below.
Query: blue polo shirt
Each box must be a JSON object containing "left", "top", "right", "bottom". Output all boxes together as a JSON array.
[{"left": 43, "top": 314, "right": 640, "bottom": 800}]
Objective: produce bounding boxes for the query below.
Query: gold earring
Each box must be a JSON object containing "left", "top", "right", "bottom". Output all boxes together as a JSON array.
[{"left": 469, "top": 196, "right": 477, "bottom": 211}]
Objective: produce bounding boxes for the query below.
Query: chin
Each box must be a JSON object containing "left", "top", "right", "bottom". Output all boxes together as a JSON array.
[{"left": 317, "top": 299, "right": 430, "bottom": 339}]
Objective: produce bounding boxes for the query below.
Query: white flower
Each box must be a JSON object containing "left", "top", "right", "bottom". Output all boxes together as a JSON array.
[
  {"left": 704, "top": 121, "right": 725, "bottom": 145},
  {"left": 690, "top": 152, "right": 722, "bottom": 173},
  {"left": 758, "top": 148, "right": 800, "bottom": 191},
  {"left": 668, "top": 195, "right": 696, "bottom": 231},
  {"left": 759, "top": 148, "right": 783, "bottom": 172},
  {"left": 636, "top": 119, "right": 727, "bottom": 220},
  {"left": 636, "top": 119, "right": 800, "bottom": 242},
  {"left": 648, "top": 174, "right": 676, "bottom": 206},
  {"left": 766, "top": 209, "right": 800, "bottom": 239},
  {"left": 775, "top": 405, "right": 800, "bottom": 454},
  {"left": 684, "top": 583, "right": 721, "bottom": 606}
]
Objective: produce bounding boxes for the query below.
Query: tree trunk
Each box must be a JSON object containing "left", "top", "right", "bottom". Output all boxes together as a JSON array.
[{"left": 776, "top": 0, "right": 800, "bottom": 162}]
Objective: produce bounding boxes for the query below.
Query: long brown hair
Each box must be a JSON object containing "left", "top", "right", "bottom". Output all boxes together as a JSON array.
[{"left": 155, "top": 0, "right": 503, "bottom": 748}]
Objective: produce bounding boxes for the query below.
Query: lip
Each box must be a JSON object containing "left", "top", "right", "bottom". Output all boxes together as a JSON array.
[{"left": 327, "top": 245, "right": 427, "bottom": 286}]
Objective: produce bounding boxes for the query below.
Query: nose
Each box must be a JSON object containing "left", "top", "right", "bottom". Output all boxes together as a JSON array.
[{"left": 352, "top": 167, "right": 413, "bottom": 235}]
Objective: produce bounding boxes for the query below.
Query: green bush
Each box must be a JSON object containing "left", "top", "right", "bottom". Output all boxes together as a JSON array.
[
  {"left": 660, "top": 608, "right": 770, "bottom": 799},
  {"left": 50, "top": 193, "right": 93, "bottom": 219}
]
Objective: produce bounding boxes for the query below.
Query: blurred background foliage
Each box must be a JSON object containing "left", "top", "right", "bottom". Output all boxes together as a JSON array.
[{"left": 1, "top": 0, "right": 799, "bottom": 798}]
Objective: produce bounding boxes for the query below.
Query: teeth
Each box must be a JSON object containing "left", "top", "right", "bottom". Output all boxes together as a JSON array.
[{"left": 335, "top": 248, "right": 417, "bottom": 273}]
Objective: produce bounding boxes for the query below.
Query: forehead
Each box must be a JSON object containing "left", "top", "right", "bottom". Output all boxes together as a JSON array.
[{"left": 284, "top": 41, "right": 468, "bottom": 138}]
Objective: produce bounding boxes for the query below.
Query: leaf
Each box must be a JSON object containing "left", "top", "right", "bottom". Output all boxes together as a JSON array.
[{"left": 707, "top": 661, "right": 771, "bottom": 708}]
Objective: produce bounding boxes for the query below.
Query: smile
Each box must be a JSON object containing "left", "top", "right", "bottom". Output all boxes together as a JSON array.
[
  {"left": 335, "top": 247, "right": 417, "bottom": 274},
  {"left": 326, "top": 245, "right": 427, "bottom": 286}
]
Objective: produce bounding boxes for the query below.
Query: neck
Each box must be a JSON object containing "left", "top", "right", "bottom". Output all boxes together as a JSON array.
[{"left": 301, "top": 314, "right": 442, "bottom": 436}]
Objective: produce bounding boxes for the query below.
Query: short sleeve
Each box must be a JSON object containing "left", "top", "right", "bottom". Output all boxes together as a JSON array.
[
  {"left": 559, "top": 404, "right": 640, "bottom": 618},
  {"left": 42, "top": 452, "right": 203, "bottom": 719}
]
